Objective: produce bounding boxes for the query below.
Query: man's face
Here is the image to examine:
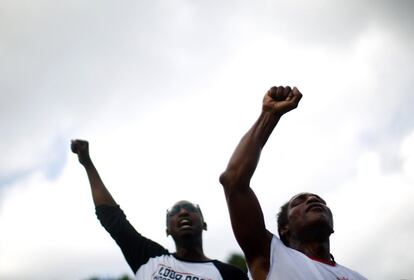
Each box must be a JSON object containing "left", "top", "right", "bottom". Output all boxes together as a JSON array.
[
  {"left": 166, "top": 201, "right": 206, "bottom": 239},
  {"left": 285, "top": 193, "right": 334, "bottom": 241}
]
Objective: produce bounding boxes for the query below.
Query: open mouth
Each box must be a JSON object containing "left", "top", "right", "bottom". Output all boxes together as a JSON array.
[{"left": 178, "top": 218, "right": 193, "bottom": 229}]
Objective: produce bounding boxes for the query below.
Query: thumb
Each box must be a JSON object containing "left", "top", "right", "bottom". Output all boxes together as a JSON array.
[
  {"left": 70, "top": 140, "right": 78, "bottom": 153},
  {"left": 289, "top": 87, "right": 303, "bottom": 104}
]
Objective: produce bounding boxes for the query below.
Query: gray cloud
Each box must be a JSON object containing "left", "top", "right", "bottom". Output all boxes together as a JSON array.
[
  {"left": 1, "top": 0, "right": 414, "bottom": 278},
  {"left": 250, "top": 0, "right": 414, "bottom": 47},
  {"left": 1, "top": 0, "right": 255, "bottom": 182}
]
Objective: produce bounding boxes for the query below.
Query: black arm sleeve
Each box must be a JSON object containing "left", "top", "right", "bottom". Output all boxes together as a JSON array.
[
  {"left": 212, "top": 260, "right": 249, "bottom": 280},
  {"left": 96, "top": 205, "right": 169, "bottom": 273}
]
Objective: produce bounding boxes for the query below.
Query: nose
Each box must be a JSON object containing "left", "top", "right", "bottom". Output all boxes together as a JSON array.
[
  {"left": 177, "top": 206, "right": 190, "bottom": 216},
  {"left": 306, "top": 194, "right": 321, "bottom": 204}
]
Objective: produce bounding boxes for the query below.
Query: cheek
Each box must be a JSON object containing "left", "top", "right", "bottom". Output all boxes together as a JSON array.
[
  {"left": 287, "top": 207, "right": 306, "bottom": 227},
  {"left": 167, "top": 216, "right": 178, "bottom": 228},
  {"left": 192, "top": 216, "right": 203, "bottom": 226},
  {"left": 287, "top": 207, "right": 301, "bottom": 219},
  {"left": 328, "top": 211, "right": 334, "bottom": 225}
]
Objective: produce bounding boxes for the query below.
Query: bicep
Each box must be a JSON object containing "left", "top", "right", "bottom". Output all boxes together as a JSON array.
[
  {"left": 114, "top": 220, "right": 167, "bottom": 273},
  {"left": 96, "top": 205, "right": 167, "bottom": 272}
]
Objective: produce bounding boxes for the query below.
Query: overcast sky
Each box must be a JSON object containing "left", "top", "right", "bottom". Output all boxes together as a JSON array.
[{"left": 1, "top": 1, "right": 414, "bottom": 279}]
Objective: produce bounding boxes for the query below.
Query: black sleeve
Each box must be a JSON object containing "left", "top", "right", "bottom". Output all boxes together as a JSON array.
[
  {"left": 96, "top": 204, "right": 169, "bottom": 273},
  {"left": 212, "top": 260, "right": 249, "bottom": 280}
]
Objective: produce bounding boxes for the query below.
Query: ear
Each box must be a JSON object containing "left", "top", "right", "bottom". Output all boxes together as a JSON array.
[
  {"left": 280, "top": 225, "right": 289, "bottom": 240},
  {"left": 203, "top": 222, "right": 207, "bottom": 231}
]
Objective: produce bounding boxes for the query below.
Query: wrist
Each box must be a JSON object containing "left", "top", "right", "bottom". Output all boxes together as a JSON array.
[
  {"left": 260, "top": 110, "right": 282, "bottom": 123},
  {"left": 81, "top": 157, "right": 93, "bottom": 168}
]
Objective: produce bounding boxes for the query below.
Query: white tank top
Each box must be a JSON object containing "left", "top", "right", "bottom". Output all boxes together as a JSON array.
[{"left": 261, "top": 235, "right": 367, "bottom": 280}]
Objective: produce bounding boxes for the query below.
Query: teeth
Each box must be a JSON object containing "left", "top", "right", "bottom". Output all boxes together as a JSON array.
[{"left": 179, "top": 219, "right": 191, "bottom": 226}]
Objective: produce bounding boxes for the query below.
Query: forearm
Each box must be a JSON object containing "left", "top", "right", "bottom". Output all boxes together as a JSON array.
[
  {"left": 83, "top": 161, "right": 117, "bottom": 206},
  {"left": 218, "top": 86, "right": 301, "bottom": 271},
  {"left": 219, "top": 110, "right": 278, "bottom": 262},
  {"left": 220, "top": 110, "right": 281, "bottom": 192}
]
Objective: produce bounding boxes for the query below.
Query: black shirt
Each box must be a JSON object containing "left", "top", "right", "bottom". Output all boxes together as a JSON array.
[{"left": 96, "top": 205, "right": 248, "bottom": 279}]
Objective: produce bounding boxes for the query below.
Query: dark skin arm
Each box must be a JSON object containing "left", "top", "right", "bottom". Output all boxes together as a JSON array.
[
  {"left": 71, "top": 139, "right": 116, "bottom": 206},
  {"left": 219, "top": 86, "right": 302, "bottom": 280}
]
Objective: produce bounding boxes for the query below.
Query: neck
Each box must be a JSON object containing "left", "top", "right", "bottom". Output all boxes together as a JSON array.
[
  {"left": 287, "top": 222, "right": 334, "bottom": 261},
  {"left": 289, "top": 237, "right": 331, "bottom": 261},
  {"left": 174, "top": 235, "right": 210, "bottom": 261}
]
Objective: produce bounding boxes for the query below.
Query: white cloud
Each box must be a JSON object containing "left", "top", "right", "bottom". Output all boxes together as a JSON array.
[{"left": 401, "top": 131, "right": 414, "bottom": 183}]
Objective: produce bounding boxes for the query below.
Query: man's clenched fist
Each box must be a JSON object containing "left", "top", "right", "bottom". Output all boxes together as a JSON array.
[
  {"left": 71, "top": 139, "right": 92, "bottom": 166},
  {"left": 263, "top": 86, "right": 302, "bottom": 115}
]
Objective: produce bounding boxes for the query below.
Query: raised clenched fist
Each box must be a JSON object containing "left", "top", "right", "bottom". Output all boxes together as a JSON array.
[
  {"left": 262, "top": 86, "right": 302, "bottom": 116},
  {"left": 71, "top": 139, "right": 92, "bottom": 166}
]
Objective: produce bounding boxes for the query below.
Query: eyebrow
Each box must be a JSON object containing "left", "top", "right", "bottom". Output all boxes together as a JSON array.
[{"left": 290, "top": 194, "right": 307, "bottom": 204}]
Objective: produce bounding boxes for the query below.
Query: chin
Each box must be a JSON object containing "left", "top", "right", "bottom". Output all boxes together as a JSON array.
[
  {"left": 308, "top": 212, "right": 333, "bottom": 226},
  {"left": 177, "top": 229, "right": 199, "bottom": 237},
  {"left": 304, "top": 218, "right": 333, "bottom": 236}
]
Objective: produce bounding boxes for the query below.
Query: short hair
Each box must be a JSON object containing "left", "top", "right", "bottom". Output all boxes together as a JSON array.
[{"left": 277, "top": 201, "right": 290, "bottom": 246}]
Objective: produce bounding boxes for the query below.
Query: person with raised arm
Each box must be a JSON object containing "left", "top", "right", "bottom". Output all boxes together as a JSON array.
[
  {"left": 71, "top": 139, "right": 247, "bottom": 280},
  {"left": 219, "top": 86, "right": 366, "bottom": 280}
]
